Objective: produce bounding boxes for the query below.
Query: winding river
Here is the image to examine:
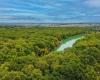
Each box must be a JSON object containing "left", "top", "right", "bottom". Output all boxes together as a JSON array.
[{"left": 56, "top": 35, "right": 84, "bottom": 51}]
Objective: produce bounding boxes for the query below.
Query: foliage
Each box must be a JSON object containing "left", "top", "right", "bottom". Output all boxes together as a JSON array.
[{"left": 0, "top": 27, "right": 100, "bottom": 80}]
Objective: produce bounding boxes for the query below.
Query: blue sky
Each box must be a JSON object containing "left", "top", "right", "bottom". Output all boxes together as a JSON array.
[{"left": 0, "top": 0, "right": 100, "bottom": 23}]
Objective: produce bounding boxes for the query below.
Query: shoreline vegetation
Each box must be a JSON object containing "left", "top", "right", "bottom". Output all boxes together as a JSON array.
[{"left": 0, "top": 26, "right": 100, "bottom": 80}]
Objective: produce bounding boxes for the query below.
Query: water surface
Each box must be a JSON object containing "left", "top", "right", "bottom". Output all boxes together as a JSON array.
[{"left": 56, "top": 35, "right": 84, "bottom": 51}]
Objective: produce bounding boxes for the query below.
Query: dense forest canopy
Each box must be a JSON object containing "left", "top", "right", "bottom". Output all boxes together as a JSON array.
[{"left": 0, "top": 26, "right": 100, "bottom": 80}]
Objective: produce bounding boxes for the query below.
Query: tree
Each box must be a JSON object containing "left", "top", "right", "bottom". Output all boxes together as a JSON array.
[{"left": 1, "top": 71, "right": 27, "bottom": 80}]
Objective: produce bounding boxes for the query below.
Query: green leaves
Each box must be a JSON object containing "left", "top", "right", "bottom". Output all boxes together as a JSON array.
[
  {"left": 1, "top": 27, "right": 100, "bottom": 80},
  {"left": 1, "top": 71, "right": 27, "bottom": 80}
]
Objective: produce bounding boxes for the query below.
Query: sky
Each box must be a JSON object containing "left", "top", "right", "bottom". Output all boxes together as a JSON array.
[{"left": 0, "top": 0, "right": 100, "bottom": 23}]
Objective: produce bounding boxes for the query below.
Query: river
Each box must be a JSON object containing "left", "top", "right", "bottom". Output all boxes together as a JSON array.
[{"left": 56, "top": 35, "right": 84, "bottom": 51}]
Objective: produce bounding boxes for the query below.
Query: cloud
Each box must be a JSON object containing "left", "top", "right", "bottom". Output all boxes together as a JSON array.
[
  {"left": 0, "top": 16, "right": 14, "bottom": 19},
  {"left": 0, "top": 0, "right": 100, "bottom": 23},
  {"left": 85, "top": 0, "right": 100, "bottom": 7},
  {"left": 93, "top": 14, "right": 100, "bottom": 16}
]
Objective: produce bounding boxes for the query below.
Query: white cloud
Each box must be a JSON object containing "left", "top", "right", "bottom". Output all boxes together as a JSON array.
[
  {"left": 85, "top": 0, "right": 100, "bottom": 7},
  {"left": 93, "top": 14, "right": 100, "bottom": 16},
  {"left": 0, "top": 16, "right": 14, "bottom": 19}
]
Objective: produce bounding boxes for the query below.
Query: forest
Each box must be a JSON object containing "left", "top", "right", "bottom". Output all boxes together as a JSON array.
[{"left": 0, "top": 26, "right": 100, "bottom": 80}]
